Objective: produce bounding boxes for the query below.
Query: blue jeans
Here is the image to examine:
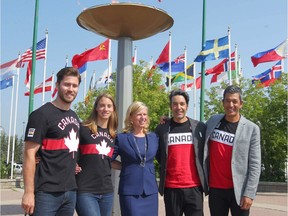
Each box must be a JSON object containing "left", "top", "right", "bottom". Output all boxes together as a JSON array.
[
  {"left": 76, "top": 192, "right": 114, "bottom": 216},
  {"left": 34, "top": 191, "right": 76, "bottom": 216}
]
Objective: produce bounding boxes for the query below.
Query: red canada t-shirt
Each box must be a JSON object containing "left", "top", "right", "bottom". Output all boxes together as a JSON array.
[
  {"left": 209, "top": 118, "right": 238, "bottom": 189},
  {"left": 165, "top": 120, "right": 201, "bottom": 188}
]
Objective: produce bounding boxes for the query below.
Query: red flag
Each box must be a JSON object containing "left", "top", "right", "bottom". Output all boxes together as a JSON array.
[
  {"left": 205, "top": 52, "right": 235, "bottom": 75},
  {"left": 210, "top": 72, "right": 228, "bottom": 84},
  {"left": 25, "top": 76, "right": 52, "bottom": 96},
  {"left": 155, "top": 41, "right": 170, "bottom": 65},
  {"left": 181, "top": 82, "right": 193, "bottom": 91},
  {"left": 251, "top": 39, "right": 287, "bottom": 67},
  {"left": 25, "top": 61, "right": 32, "bottom": 88},
  {"left": 195, "top": 76, "right": 201, "bottom": 89},
  {"left": 150, "top": 41, "right": 170, "bottom": 72},
  {"left": 72, "top": 39, "right": 109, "bottom": 68}
]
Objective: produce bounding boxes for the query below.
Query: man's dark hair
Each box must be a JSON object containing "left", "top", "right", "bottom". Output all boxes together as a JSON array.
[
  {"left": 56, "top": 67, "right": 81, "bottom": 84},
  {"left": 223, "top": 85, "right": 243, "bottom": 101},
  {"left": 169, "top": 89, "right": 189, "bottom": 104}
]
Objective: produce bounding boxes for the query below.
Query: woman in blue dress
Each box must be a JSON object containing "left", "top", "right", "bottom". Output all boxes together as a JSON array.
[{"left": 113, "top": 101, "right": 159, "bottom": 216}]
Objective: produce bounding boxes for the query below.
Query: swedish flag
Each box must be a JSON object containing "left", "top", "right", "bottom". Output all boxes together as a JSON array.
[{"left": 195, "top": 35, "right": 229, "bottom": 62}]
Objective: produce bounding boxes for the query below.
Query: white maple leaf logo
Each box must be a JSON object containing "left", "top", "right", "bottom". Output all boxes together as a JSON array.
[
  {"left": 96, "top": 139, "right": 111, "bottom": 156},
  {"left": 64, "top": 128, "right": 79, "bottom": 158}
]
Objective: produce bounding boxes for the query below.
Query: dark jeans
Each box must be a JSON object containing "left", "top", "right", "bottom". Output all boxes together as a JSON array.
[
  {"left": 164, "top": 187, "right": 203, "bottom": 216},
  {"left": 34, "top": 191, "right": 76, "bottom": 216},
  {"left": 76, "top": 192, "right": 114, "bottom": 216},
  {"left": 209, "top": 188, "right": 250, "bottom": 216}
]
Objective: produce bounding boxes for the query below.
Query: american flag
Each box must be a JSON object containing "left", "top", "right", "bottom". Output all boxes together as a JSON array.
[{"left": 21, "top": 38, "right": 46, "bottom": 62}]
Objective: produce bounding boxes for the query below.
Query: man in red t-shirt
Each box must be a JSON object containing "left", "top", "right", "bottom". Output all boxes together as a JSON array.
[
  {"left": 21, "top": 67, "right": 81, "bottom": 216},
  {"left": 156, "top": 89, "right": 207, "bottom": 216},
  {"left": 204, "top": 85, "right": 261, "bottom": 216}
]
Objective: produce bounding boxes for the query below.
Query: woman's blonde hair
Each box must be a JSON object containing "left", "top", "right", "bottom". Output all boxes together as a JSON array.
[
  {"left": 82, "top": 93, "right": 118, "bottom": 138},
  {"left": 123, "top": 101, "right": 150, "bottom": 134}
]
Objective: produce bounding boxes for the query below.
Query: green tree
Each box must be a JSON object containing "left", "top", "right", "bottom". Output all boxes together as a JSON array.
[
  {"left": 204, "top": 76, "right": 288, "bottom": 182},
  {"left": 74, "top": 61, "right": 170, "bottom": 131},
  {"left": 0, "top": 132, "right": 24, "bottom": 178}
]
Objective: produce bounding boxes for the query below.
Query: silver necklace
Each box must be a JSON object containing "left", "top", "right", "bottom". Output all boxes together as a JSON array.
[{"left": 133, "top": 135, "right": 147, "bottom": 167}]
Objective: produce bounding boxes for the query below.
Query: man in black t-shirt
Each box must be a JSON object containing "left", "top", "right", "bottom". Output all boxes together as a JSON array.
[
  {"left": 21, "top": 67, "right": 81, "bottom": 216},
  {"left": 155, "top": 89, "right": 207, "bottom": 216}
]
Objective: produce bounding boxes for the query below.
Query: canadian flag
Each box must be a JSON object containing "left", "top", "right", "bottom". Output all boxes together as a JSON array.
[
  {"left": 25, "top": 76, "right": 52, "bottom": 96},
  {"left": 180, "top": 76, "right": 202, "bottom": 91}
]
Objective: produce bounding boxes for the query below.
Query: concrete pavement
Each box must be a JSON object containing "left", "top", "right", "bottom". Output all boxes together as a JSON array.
[{"left": 0, "top": 187, "right": 287, "bottom": 216}]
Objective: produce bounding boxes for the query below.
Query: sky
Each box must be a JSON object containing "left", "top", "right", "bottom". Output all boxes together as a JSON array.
[{"left": 1, "top": 0, "right": 287, "bottom": 137}]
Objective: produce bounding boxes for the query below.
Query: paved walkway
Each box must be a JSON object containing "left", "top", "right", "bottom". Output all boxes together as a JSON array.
[{"left": 0, "top": 188, "right": 287, "bottom": 216}]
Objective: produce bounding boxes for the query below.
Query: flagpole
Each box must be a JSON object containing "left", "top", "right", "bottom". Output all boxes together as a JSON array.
[
  {"left": 65, "top": 55, "right": 69, "bottom": 67},
  {"left": 168, "top": 32, "right": 172, "bottom": 92},
  {"left": 10, "top": 60, "right": 21, "bottom": 179},
  {"left": 6, "top": 75, "right": 15, "bottom": 165},
  {"left": 228, "top": 27, "right": 232, "bottom": 85},
  {"left": 193, "top": 63, "right": 197, "bottom": 120},
  {"left": 200, "top": 0, "right": 206, "bottom": 121},
  {"left": 108, "top": 39, "right": 112, "bottom": 89},
  {"left": 184, "top": 46, "right": 187, "bottom": 91},
  {"left": 51, "top": 72, "right": 54, "bottom": 101},
  {"left": 238, "top": 55, "right": 242, "bottom": 78},
  {"left": 108, "top": 58, "right": 112, "bottom": 88},
  {"left": 28, "top": 0, "right": 40, "bottom": 115},
  {"left": 83, "top": 71, "right": 87, "bottom": 100},
  {"left": 42, "top": 29, "right": 48, "bottom": 105},
  {"left": 234, "top": 43, "right": 239, "bottom": 84},
  {"left": 92, "top": 70, "right": 96, "bottom": 89},
  {"left": 133, "top": 45, "right": 137, "bottom": 65}
]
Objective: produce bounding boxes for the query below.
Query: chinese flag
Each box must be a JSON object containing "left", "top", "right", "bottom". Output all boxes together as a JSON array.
[{"left": 72, "top": 39, "right": 109, "bottom": 68}]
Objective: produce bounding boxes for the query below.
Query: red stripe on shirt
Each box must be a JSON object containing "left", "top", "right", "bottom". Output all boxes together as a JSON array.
[
  {"left": 79, "top": 144, "right": 114, "bottom": 157},
  {"left": 42, "top": 138, "right": 69, "bottom": 150}
]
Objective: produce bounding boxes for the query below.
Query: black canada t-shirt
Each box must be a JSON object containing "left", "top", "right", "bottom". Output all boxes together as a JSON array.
[
  {"left": 76, "top": 125, "right": 115, "bottom": 194},
  {"left": 25, "top": 102, "right": 80, "bottom": 192}
]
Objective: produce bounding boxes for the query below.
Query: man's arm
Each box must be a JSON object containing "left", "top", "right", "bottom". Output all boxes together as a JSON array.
[
  {"left": 21, "top": 141, "right": 40, "bottom": 215},
  {"left": 242, "top": 124, "right": 261, "bottom": 208}
]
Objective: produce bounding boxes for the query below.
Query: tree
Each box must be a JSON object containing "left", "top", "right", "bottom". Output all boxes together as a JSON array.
[
  {"left": 0, "top": 132, "right": 24, "bottom": 178},
  {"left": 74, "top": 61, "right": 170, "bottom": 131},
  {"left": 204, "top": 75, "right": 288, "bottom": 182}
]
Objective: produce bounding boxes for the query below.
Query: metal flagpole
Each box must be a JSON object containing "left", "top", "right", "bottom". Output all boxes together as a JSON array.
[
  {"left": 200, "top": 0, "right": 206, "bottom": 121},
  {"left": 51, "top": 72, "right": 54, "bottom": 101},
  {"left": 228, "top": 27, "right": 232, "bottom": 85},
  {"left": 108, "top": 58, "right": 112, "bottom": 88},
  {"left": 133, "top": 45, "right": 137, "bottom": 65},
  {"left": 83, "top": 71, "right": 87, "bottom": 100},
  {"left": 108, "top": 39, "right": 112, "bottom": 89},
  {"left": 193, "top": 63, "right": 197, "bottom": 120},
  {"left": 168, "top": 32, "right": 172, "bottom": 92},
  {"left": 28, "top": 0, "right": 40, "bottom": 114},
  {"left": 6, "top": 74, "right": 15, "bottom": 165},
  {"left": 234, "top": 44, "right": 239, "bottom": 84},
  {"left": 184, "top": 46, "right": 187, "bottom": 91},
  {"left": 42, "top": 29, "right": 48, "bottom": 105},
  {"left": 10, "top": 61, "right": 21, "bottom": 179}
]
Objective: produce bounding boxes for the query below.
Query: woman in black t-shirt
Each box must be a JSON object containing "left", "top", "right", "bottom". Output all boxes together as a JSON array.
[{"left": 76, "top": 93, "right": 118, "bottom": 216}]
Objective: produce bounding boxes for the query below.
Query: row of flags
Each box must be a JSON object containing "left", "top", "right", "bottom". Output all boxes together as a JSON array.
[
  {"left": 0, "top": 37, "right": 110, "bottom": 97},
  {"left": 152, "top": 32, "right": 237, "bottom": 90},
  {"left": 1, "top": 35, "right": 287, "bottom": 94},
  {"left": 152, "top": 35, "right": 287, "bottom": 89}
]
